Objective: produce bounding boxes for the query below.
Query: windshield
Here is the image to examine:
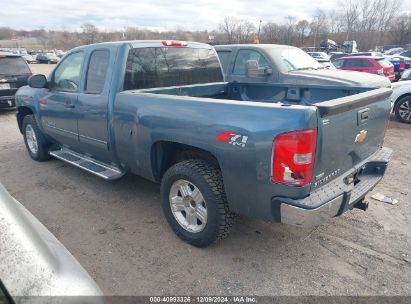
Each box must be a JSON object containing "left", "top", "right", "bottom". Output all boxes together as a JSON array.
[
  {"left": 268, "top": 48, "right": 323, "bottom": 71},
  {"left": 0, "top": 57, "right": 31, "bottom": 75}
]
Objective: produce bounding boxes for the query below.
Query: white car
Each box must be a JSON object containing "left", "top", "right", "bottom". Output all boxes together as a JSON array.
[{"left": 390, "top": 80, "right": 411, "bottom": 123}]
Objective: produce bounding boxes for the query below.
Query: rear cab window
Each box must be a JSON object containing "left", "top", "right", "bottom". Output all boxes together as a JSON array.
[
  {"left": 0, "top": 56, "right": 31, "bottom": 75},
  {"left": 123, "top": 47, "right": 223, "bottom": 90}
]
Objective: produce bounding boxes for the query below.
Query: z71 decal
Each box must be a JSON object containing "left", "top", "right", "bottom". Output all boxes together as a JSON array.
[{"left": 215, "top": 130, "right": 248, "bottom": 148}]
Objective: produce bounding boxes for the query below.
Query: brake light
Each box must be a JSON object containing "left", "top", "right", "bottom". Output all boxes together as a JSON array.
[
  {"left": 162, "top": 40, "right": 188, "bottom": 47},
  {"left": 271, "top": 128, "right": 317, "bottom": 186},
  {"left": 400, "top": 62, "right": 406, "bottom": 70}
]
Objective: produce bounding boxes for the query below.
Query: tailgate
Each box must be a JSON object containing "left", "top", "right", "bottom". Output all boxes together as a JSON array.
[{"left": 312, "top": 88, "right": 392, "bottom": 189}]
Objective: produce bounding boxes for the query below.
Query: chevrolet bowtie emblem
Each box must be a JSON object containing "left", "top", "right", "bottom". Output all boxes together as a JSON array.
[{"left": 355, "top": 130, "right": 368, "bottom": 143}]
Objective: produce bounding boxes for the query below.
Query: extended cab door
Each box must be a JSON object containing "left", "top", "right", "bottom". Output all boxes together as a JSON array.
[
  {"left": 40, "top": 51, "right": 84, "bottom": 148},
  {"left": 76, "top": 48, "right": 114, "bottom": 162}
]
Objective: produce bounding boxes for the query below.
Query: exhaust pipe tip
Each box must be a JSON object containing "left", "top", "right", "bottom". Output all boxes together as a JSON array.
[{"left": 354, "top": 200, "right": 369, "bottom": 211}]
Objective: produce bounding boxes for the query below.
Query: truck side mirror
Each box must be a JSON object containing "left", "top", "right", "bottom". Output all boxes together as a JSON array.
[
  {"left": 246, "top": 60, "right": 272, "bottom": 77},
  {"left": 28, "top": 74, "right": 48, "bottom": 88},
  {"left": 246, "top": 60, "right": 259, "bottom": 77},
  {"left": 264, "top": 67, "right": 273, "bottom": 76}
]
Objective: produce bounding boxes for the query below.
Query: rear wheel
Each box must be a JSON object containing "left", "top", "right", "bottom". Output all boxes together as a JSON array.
[
  {"left": 395, "top": 96, "right": 411, "bottom": 124},
  {"left": 160, "top": 159, "right": 235, "bottom": 247},
  {"left": 22, "top": 115, "right": 51, "bottom": 161}
]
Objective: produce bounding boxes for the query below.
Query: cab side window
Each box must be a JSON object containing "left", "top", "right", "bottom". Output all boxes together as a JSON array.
[
  {"left": 53, "top": 52, "right": 84, "bottom": 92},
  {"left": 232, "top": 50, "right": 269, "bottom": 75},
  {"left": 85, "top": 50, "right": 110, "bottom": 94}
]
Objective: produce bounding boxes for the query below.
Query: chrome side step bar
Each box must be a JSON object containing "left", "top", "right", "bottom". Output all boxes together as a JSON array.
[{"left": 49, "top": 148, "right": 124, "bottom": 180}]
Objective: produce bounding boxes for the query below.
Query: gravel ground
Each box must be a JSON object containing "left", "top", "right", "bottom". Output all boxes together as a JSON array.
[{"left": 0, "top": 68, "right": 410, "bottom": 295}]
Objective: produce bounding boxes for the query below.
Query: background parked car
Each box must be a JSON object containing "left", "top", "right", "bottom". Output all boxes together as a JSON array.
[
  {"left": 22, "top": 53, "right": 37, "bottom": 64},
  {"left": 55, "top": 50, "right": 67, "bottom": 58},
  {"left": 349, "top": 51, "right": 383, "bottom": 57},
  {"left": 0, "top": 52, "right": 32, "bottom": 108},
  {"left": 307, "top": 52, "right": 334, "bottom": 68},
  {"left": 384, "top": 47, "right": 404, "bottom": 55},
  {"left": 332, "top": 56, "right": 395, "bottom": 81},
  {"left": 385, "top": 55, "right": 411, "bottom": 80},
  {"left": 398, "top": 49, "right": 411, "bottom": 58},
  {"left": 399, "top": 69, "right": 411, "bottom": 81},
  {"left": 390, "top": 81, "right": 411, "bottom": 123},
  {"left": 36, "top": 52, "right": 60, "bottom": 64},
  {"left": 329, "top": 52, "right": 350, "bottom": 61}
]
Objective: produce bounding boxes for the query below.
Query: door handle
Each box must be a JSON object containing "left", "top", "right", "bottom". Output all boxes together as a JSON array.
[{"left": 65, "top": 101, "right": 75, "bottom": 109}]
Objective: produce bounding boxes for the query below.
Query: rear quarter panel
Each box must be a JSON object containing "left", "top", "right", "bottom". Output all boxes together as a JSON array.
[{"left": 113, "top": 92, "right": 318, "bottom": 220}]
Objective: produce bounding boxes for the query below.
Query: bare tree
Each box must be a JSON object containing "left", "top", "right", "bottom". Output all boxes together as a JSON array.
[
  {"left": 260, "top": 22, "right": 282, "bottom": 44},
  {"left": 340, "top": 0, "right": 360, "bottom": 40},
  {"left": 81, "top": 23, "right": 99, "bottom": 45},
  {"left": 218, "top": 17, "right": 238, "bottom": 44},
  {"left": 285, "top": 15, "right": 297, "bottom": 45},
  {"left": 296, "top": 20, "right": 309, "bottom": 45},
  {"left": 311, "top": 9, "right": 327, "bottom": 47},
  {"left": 390, "top": 13, "right": 411, "bottom": 45},
  {"left": 374, "top": 0, "right": 403, "bottom": 44}
]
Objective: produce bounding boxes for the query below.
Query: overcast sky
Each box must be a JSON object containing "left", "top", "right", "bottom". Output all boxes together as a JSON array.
[{"left": 2, "top": 0, "right": 411, "bottom": 31}]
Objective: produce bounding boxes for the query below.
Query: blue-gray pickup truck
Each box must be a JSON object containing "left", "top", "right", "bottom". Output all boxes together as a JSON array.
[{"left": 15, "top": 40, "right": 392, "bottom": 247}]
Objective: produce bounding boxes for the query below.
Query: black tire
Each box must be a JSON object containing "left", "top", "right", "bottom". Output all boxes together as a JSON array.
[
  {"left": 394, "top": 96, "right": 411, "bottom": 124},
  {"left": 160, "top": 159, "right": 236, "bottom": 247},
  {"left": 22, "top": 115, "right": 51, "bottom": 161}
]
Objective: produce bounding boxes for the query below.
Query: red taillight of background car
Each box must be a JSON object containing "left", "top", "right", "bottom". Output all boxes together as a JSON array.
[
  {"left": 400, "top": 62, "right": 406, "bottom": 70},
  {"left": 271, "top": 128, "right": 317, "bottom": 186}
]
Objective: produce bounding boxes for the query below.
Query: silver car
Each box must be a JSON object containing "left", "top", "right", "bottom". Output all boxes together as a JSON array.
[{"left": 0, "top": 183, "right": 103, "bottom": 302}]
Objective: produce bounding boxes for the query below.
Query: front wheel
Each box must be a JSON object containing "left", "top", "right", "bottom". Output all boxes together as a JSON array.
[
  {"left": 395, "top": 96, "right": 411, "bottom": 124},
  {"left": 160, "top": 159, "right": 235, "bottom": 247},
  {"left": 22, "top": 115, "right": 51, "bottom": 161}
]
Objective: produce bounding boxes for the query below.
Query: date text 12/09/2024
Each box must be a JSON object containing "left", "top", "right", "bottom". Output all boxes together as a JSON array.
[{"left": 149, "top": 296, "right": 257, "bottom": 303}]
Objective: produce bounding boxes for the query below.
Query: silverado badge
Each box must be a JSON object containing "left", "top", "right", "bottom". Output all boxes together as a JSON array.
[{"left": 355, "top": 130, "right": 368, "bottom": 143}]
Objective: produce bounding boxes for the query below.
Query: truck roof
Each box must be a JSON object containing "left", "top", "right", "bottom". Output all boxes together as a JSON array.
[{"left": 69, "top": 40, "right": 213, "bottom": 53}]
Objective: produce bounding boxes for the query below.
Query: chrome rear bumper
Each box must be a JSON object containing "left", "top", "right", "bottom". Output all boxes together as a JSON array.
[{"left": 274, "top": 147, "right": 392, "bottom": 228}]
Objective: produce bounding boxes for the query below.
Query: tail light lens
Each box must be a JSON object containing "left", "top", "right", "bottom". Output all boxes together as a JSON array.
[
  {"left": 271, "top": 129, "right": 317, "bottom": 186},
  {"left": 400, "top": 62, "right": 406, "bottom": 70},
  {"left": 162, "top": 40, "right": 188, "bottom": 47}
]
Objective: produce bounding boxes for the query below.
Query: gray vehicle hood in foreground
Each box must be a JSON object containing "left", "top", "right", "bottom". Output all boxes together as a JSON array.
[
  {"left": 0, "top": 183, "right": 103, "bottom": 301},
  {"left": 284, "top": 69, "right": 391, "bottom": 88}
]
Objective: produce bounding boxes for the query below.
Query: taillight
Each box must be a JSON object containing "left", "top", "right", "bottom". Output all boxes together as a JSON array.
[
  {"left": 400, "top": 62, "right": 406, "bottom": 70},
  {"left": 162, "top": 40, "right": 188, "bottom": 47},
  {"left": 271, "top": 128, "right": 317, "bottom": 186}
]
